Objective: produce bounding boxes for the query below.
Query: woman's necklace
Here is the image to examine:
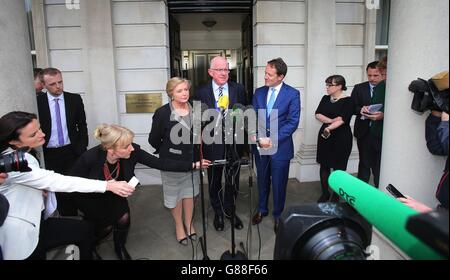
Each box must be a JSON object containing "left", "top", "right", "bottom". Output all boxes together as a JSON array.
[
  {"left": 103, "top": 160, "right": 120, "bottom": 180},
  {"left": 330, "top": 94, "right": 343, "bottom": 103}
]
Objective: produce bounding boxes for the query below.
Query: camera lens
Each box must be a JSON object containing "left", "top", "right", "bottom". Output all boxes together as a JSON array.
[
  {"left": 0, "top": 150, "right": 30, "bottom": 173},
  {"left": 294, "top": 221, "right": 367, "bottom": 260},
  {"left": 274, "top": 203, "right": 372, "bottom": 260}
]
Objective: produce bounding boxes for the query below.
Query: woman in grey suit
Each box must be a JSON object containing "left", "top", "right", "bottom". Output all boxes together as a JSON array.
[{"left": 0, "top": 111, "right": 134, "bottom": 260}]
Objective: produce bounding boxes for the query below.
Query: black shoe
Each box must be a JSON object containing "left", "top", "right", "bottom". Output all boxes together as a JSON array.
[
  {"left": 188, "top": 233, "right": 197, "bottom": 241},
  {"left": 115, "top": 245, "right": 132, "bottom": 260},
  {"left": 274, "top": 219, "right": 280, "bottom": 233},
  {"left": 317, "top": 193, "right": 330, "bottom": 203},
  {"left": 92, "top": 248, "right": 103, "bottom": 260},
  {"left": 214, "top": 214, "right": 224, "bottom": 231},
  {"left": 177, "top": 237, "right": 188, "bottom": 246},
  {"left": 252, "top": 212, "right": 268, "bottom": 225},
  {"left": 113, "top": 228, "right": 132, "bottom": 260},
  {"left": 226, "top": 214, "right": 244, "bottom": 230}
]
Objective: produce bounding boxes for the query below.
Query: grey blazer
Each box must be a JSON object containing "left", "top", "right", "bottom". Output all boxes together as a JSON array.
[{"left": 0, "top": 150, "right": 107, "bottom": 260}]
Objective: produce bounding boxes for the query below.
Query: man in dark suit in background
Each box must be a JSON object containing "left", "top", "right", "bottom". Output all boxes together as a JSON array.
[
  {"left": 351, "top": 61, "right": 383, "bottom": 183},
  {"left": 33, "top": 68, "right": 45, "bottom": 96},
  {"left": 194, "top": 56, "right": 247, "bottom": 231},
  {"left": 37, "top": 67, "right": 88, "bottom": 216}
]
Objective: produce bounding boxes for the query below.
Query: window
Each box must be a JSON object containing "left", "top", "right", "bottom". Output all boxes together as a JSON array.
[
  {"left": 375, "top": 0, "right": 390, "bottom": 59},
  {"left": 25, "top": 0, "right": 37, "bottom": 67}
]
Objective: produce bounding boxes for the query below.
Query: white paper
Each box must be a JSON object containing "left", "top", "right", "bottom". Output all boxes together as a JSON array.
[
  {"left": 43, "top": 191, "right": 57, "bottom": 220},
  {"left": 368, "top": 103, "right": 383, "bottom": 113},
  {"left": 361, "top": 104, "right": 383, "bottom": 120},
  {"left": 128, "top": 176, "right": 139, "bottom": 188}
]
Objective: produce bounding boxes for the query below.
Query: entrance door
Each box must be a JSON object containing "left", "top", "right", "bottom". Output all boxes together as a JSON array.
[
  {"left": 241, "top": 14, "right": 253, "bottom": 104},
  {"left": 192, "top": 51, "right": 224, "bottom": 89},
  {"left": 169, "top": 15, "right": 182, "bottom": 78}
]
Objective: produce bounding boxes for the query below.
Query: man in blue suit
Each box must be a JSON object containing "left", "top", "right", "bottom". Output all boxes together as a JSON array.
[
  {"left": 194, "top": 56, "right": 247, "bottom": 231},
  {"left": 251, "top": 58, "right": 300, "bottom": 232}
]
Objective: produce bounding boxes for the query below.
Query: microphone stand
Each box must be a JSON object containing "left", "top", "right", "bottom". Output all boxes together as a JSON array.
[
  {"left": 246, "top": 141, "right": 255, "bottom": 260},
  {"left": 220, "top": 109, "right": 247, "bottom": 260},
  {"left": 193, "top": 105, "right": 209, "bottom": 260},
  {"left": 198, "top": 147, "right": 210, "bottom": 260}
]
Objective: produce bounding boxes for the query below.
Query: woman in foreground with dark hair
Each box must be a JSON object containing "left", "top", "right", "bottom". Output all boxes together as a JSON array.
[{"left": 0, "top": 111, "right": 134, "bottom": 260}]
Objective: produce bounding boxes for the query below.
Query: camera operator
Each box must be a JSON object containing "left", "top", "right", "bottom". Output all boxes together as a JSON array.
[
  {"left": 0, "top": 173, "right": 7, "bottom": 260},
  {"left": 0, "top": 111, "right": 135, "bottom": 260},
  {"left": 423, "top": 109, "right": 448, "bottom": 210},
  {"left": 400, "top": 73, "right": 449, "bottom": 212}
]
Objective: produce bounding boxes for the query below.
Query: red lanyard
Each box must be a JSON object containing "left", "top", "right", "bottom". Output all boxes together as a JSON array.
[{"left": 103, "top": 161, "right": 120, "bottom": 180}]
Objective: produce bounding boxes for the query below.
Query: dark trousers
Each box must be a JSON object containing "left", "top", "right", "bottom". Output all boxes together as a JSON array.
[
  {"left": 255, "top": 155, "right": 290, "bottom": 219},
  {"left": 44, "top": 145, "right": 79, "bottom": 216},
  {"left": 207, "top": 164, "right": 240, "bottom": 217},
  {"left": 368, "top": 135, "right": 382, "bottom": 188},
  {"left": 28, "top": 217, "right": 95, "bottom": 260},
  {"left": 356, "top": 133, "right": 372, "bottom": 183}
]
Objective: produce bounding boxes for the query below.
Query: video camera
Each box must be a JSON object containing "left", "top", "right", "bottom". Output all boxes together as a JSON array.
[
  {"left": 0, "top": 149, "right": 31, "bottom": 173},
  {"left": 409, "top": 71, "right": 449, "bottom": 114},
  {"left": 274, "top": 203, "right": 372, "bottom": 260}
]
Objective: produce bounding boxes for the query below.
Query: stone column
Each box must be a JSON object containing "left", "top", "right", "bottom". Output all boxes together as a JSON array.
[
  {"left": 81, "top": 0, "right": 119, "bottom": 129},
  {"left": 380, "top": 0, "right": 449, "bottom": 206},
  {"left": 296, "top": 0, "right": 336, "bottom": 181},
  {"left": 0, "top": 0, "right": 36, "bottom": 115},
  {"left": 31, "top": 0, "right": 49, "bottom": 68}
]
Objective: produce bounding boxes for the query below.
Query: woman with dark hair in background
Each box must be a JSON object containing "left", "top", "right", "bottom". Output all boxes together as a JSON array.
[
  {"left": 315, "top": 75, "right": 354, "bottom": 202},
  {"left": 0, "top": 111, "right": 134, "bottom": 260}
]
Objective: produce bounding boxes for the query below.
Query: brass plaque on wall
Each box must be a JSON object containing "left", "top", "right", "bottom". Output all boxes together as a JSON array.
[{"left": 125, "top": 93, "right": 162, "bottom": 113}]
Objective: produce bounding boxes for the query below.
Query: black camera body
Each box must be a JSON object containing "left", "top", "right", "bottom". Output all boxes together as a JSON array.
[
  {"left": 409, "top": 78, "right": 449, "bottom": 114},
  {"left": 407, "top": 209, "right": 449, "bottom": 259},
  {"left": 274, "top": 203, "right": 372, "bottom": 260},
  {"left": 0, "top": 150, "right": 31, "bottom": 173}
]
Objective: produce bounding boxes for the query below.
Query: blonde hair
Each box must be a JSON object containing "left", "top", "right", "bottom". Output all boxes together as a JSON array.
[
  {"left": 94, "top": 124, "right": 134, "bottom": 150},
  {"left": 166, "top": 77, "right": 191, "bottom": 99}
]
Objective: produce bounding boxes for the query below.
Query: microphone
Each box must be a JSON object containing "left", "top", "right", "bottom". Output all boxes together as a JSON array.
[
  {"left": 232, "top": 103, "right": 245, "bottom": 111},
  {"left": 213, "top": 96, "right": 229, "bottom": 137},
  {"left": 328, "top": 170, "right": 444, "bottom": 260},
  {"left": 218, "top": 95, "right": 229, "bottom": 111},
  {"left": 230, "top": 104, "right": 260, "bottom": 149}
]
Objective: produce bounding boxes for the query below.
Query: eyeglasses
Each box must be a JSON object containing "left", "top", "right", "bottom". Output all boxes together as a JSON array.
[
  {"left": 211, "top": 68, "right": 230, "bottom": 73},
  {"left": 326, "top": 83, "right": 338, "bottom": 87}
]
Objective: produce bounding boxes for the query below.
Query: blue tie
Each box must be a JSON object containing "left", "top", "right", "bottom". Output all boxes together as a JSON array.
[
  {"left": 267, "top": 87, "right": 276, "bottom": 117},
  {"left": 54, "top": 98, "right": 65, "bottom": 146}
]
